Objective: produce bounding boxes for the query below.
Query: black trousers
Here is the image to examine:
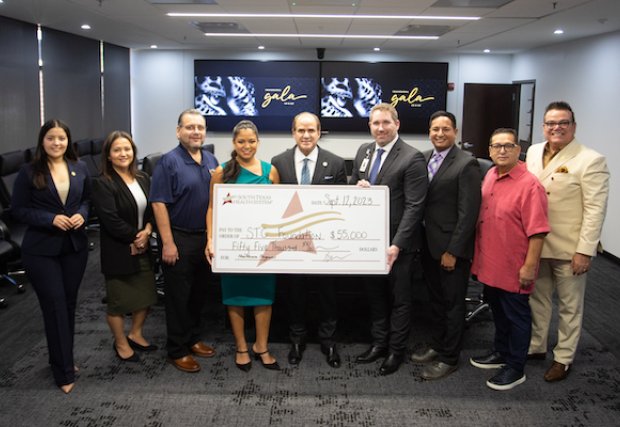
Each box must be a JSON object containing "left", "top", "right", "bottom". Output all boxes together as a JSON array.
[
  {"left": 364, "top": 250, "right": 416, "bottom": 355},
  {"left": 422, "top": 250, "right": 470, "bottom": 366},
  {"left": 285, "top": 274, "right": 338, "bottom": 346},
  {"left": 486, "top": 285, "right": 531, "bottom": 373},
  {"left": 23, "top": 237, "right": 88, "bottom": 387},
  {"left": 162, "top": 230, "right": 213, "bottom": 359}
]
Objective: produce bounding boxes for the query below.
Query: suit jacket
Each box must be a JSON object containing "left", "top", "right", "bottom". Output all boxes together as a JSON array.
[
  {"left": 11, "top": 160, "right": 91, "bottom": 256},
  {"left": 526, "top": 138, "right": 609, "bottom": 259},
  {"left": 423, "top": 146, "right": 481, "bottom": 260},
  {"left": 271, "top": 145, "right": 347, "bottom": 185},
  {"left": 92, "top": 170, "right": 153, "bottom": 276},
  {"left": 350, "top": 138, "right": 428, "bottom": 251}
]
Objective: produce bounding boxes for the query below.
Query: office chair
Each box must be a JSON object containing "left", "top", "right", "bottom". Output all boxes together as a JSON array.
[
  {"left": 141, "top": 152, "right": 165, "bottom": 300},
  {"left": 465, "top": 157, "right": 495, "bottom": 324}
]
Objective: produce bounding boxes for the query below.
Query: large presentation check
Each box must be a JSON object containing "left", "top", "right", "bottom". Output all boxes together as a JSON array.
[{"left": 212, "top": 184, "right": 390, "bottom": 274}]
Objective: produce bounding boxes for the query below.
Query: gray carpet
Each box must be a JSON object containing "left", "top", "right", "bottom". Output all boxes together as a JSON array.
[{"left": 1, "top": 238, "right": 619, "bottom": 426}]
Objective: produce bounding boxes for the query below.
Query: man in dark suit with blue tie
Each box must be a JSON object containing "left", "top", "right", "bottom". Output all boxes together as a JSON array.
[
  {"left": 410, "top": 111, "right": 481, "bottom": 380},
  {"left": 350, "top": 103, "right": 428, "bottom": 375},
  {"left": 271, "top": 112, "right": 348, "bottom": 368}
]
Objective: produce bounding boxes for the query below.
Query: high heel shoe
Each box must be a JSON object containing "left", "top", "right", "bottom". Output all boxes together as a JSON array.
[
  {"left": 235, "top": 350, "right": 252, "bottom": 372},
  {"left": 113, "top": 341, "right": 140, "bottom": 362},
  {"left": 59, "top": 383, "right": 75, "bottom": 394},
  {"left": 127, "top": 336, "right": 158, "bottom": 352},
  {"left": 253, "top": 349, "right": 280, "bottom": 371}
]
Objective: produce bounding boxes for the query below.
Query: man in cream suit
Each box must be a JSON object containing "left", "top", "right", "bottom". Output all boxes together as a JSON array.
[{"left": 526, "top": 101, "right": 609, "bottom": 382}]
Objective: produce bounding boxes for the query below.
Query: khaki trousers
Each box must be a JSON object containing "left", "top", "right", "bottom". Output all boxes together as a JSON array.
[{"left": 528, "top": 259, "right": 587, "bottom": 365}]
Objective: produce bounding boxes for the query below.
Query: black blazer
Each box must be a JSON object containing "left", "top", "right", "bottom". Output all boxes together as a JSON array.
[
  {"left": 350, "top": 138, "right": 428, "bottom": 251},
  {"left": 423, "top": 146, "right": 481, "bottom": 260},
  {"left": 91, "top": 170, "right": 153, "bottom": 276},
  {"left": 271, "top": 145, "right": 347, "bottom": 185},
  {"left": 11, "top": 161, "right": 91, "bottom": 256}
]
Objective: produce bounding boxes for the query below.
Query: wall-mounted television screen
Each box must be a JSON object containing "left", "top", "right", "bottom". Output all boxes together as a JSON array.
[
  {"left": 194, "top": 60, "right": 320, "bottom": 132},
  {"left": 319, "top": 62, "right": 448, "bottom": 134}
]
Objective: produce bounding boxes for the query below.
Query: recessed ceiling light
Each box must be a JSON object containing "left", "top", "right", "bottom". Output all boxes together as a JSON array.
[
  {"left": 483, "top": 49, "right": 490, "bottom": 53},
  {"left": 373, "top": 47, "right": 380, "bottom": 51},
  {"left": 170, "top": 13, "right": 480, "bottom": 21},
  {"left": 204, "top": 33, "right": 438, "bottom": 40},
  {"left": 554, "top": 29, "right": 564, "bottom": 35},
  {"left": 258, "top": 45, "right": 265, "bottom": 50},
  {"left": 81, "top": 24, "right": 91, "bottom": 30},
  {"left": 150, "top": 45, "right": 158, "bottom": 49}
]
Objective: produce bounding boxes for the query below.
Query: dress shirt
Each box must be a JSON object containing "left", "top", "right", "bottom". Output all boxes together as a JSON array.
[{"left": 294, "top": 146, "right": 318, "bottom": 184}]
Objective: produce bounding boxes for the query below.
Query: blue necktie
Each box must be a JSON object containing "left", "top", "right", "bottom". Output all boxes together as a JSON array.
[
  {"left": 427, "top": 152, "right": 441, "bottom": 181},
  {"left": 368, "top": 148, "right": 385, "bottom": 185},
  {"left": 300, "top": 158, "right": 311, "bottom": 185}
]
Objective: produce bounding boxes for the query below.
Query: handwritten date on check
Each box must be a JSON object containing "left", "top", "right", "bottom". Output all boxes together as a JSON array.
[{"left": 211, "top": 184, "right": 390, "bottom": 275}]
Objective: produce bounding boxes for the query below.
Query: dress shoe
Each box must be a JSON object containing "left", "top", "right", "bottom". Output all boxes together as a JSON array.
[
  {"left": 544, "top": 361, "right": 570, "bottom": 382},
  {"left": 288, "top": 343, "right": 305, "bottom": 365},
  {"left": 355, "top": 346, "right": 388, "bottom": 364},
  {"left": 470, "top": 351, "right": 506, "bottom": 369},
  {"left": 253, "top": 349, "right": 281, "bottom": 371},
  {"left": 168, "top": 355, "right": 201, "bottom": 373},
  {"left": 410, "top": 346, "right": 439, "bottom": 364},
  {"left": 191, "top": 342, "right": 216, "bottom": 358},
  {"left": 379, "top": 353, "right": 403, "bottom": 376},
  {"left": 420, "top": 361, "right": 458, "bottom": 380},
  {"left": 527, "top": 352, "right": 547, "bottom": 360},
  {"left": 486, "top": 367, "right": 526, "bottom": 391},
  {"left": 127, "top": 337, "right": 158, "bottom": 352},
  {"left": 321, "top": 345, "right": 341, "bottom": 368},
  {"left": 113, "top": 342, "right": 140, "bottom": 362},
  {"left": 235, "top": 350, "right": 252, "bottom": 372}
]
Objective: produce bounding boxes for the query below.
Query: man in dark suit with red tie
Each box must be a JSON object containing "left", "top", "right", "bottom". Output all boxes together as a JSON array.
[
  {"left": 350, "top": 103, "right": 428, "bottom": 375},
  {"left": 410, "top": 111, "right": 481, "bottom": 380},
  {"left": 271, "top": 112, "right": 348, "bottom": 368}
]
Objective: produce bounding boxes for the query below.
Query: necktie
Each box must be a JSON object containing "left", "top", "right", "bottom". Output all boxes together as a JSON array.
[
  {"left": 427, "top": 152, "right": 441, "bottom": 181},
  {"left": 368, "top": 148, "right": 385, "bottom": 185},
  {"left": 300, "top": 158, "right": 311, "bottom": 185}
]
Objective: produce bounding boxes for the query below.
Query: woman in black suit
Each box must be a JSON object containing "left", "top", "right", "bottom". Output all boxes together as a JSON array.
[
  {"left": 11, "top": 119, "right": 91, "bottom": 394},
  {"left": 91, "top": 131, "right": 157, "bottom": 363}
]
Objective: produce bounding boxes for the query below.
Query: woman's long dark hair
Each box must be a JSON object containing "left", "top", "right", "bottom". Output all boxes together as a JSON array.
[
  {"left": 31, "top": 119, "right": 77, "bottom": 189},
  {"left": 101, "top": 130, "right": 138, "bottom": 180},
  {"left": 222, "top": 120, "right": 259, "bottom": 183}
]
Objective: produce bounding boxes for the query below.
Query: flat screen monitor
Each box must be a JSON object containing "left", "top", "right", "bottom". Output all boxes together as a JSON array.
[
  {"left": 194, "top": 60, "right": 320, "bottom": 132},
  {"left": 320, "top": 62, "right": 448, "bottom": 133}
]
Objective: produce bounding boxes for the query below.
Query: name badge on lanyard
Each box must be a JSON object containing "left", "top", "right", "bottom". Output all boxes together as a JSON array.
[{"left": 359, "top": 148, "right": 371, "bottom": 173}]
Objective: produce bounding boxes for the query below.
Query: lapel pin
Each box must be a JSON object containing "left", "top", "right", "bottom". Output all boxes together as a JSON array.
[
  {"left": 71, "top": 171, "right": 76, "bottom": 176},
  {"left": 322, "top": 162, "right": 328, "bottom": 167}
]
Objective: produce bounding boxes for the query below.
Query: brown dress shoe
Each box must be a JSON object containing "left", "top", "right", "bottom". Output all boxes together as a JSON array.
[
  {"left": 168, "top": 355, "right": 201, "bottom": 373},
  {"left": 191, "top": 342, "right": 216, "bottom": 358},
  {"left": 544, "top": 361, "right": 570, "bottom": 382}
]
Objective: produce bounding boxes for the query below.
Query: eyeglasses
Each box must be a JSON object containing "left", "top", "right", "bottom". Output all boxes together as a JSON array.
[
  {"left": 543, "top": 120, "right": 573, "bottom": 128},
  {"left": 489, "top": 143, "right": 518, "bottom": 152}
]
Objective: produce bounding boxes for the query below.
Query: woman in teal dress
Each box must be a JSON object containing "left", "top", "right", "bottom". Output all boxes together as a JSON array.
[{"left": 206, "top": 120, "right": 281, "bottom": 372}]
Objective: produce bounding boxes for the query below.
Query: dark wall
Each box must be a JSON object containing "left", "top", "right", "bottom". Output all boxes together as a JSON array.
[{"left": 103, "top": 42, "right": 131, "bottom": 135}]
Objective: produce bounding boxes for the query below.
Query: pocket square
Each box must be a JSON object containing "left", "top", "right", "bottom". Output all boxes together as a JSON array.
[{"left": 555, "top": 166, "right": 569, "bottom": 173}]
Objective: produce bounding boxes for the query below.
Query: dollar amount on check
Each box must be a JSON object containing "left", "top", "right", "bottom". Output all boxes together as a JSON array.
[{"left": 212, "top": 184, "right": 390, "bottom": 274}]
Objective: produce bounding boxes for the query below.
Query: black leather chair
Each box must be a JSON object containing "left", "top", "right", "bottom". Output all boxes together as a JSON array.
[
  {"left": 141, "top": 152, "right": 166, "bottom": 299},
  {"left": 0, "top": 206, "right": 26, "bottom": 307},
  {"left": 465, "top": 157, "right": 495, "bottom": 323},
  {"left": 0, "top": 150, "right": 27, "bottom": 209}
]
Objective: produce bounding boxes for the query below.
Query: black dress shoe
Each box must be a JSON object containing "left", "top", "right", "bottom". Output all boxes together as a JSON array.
[
  {"left": 288, "top": 343, "right": 305, "bottom": 365},
  {"left": 113, "top": 342, "right": 140, "bottom": 362},
  {"left": 379, "top": 353, "right": 403, "bottom": 376},
  {"left": 321, "top": 345, "right": 341, "bottom": 368},
  {"left": 127, "top": 337, "right": 159, "bottom": 352},
  {"left": 355, "top": 346, "right": 388, "bottom": 363}
]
